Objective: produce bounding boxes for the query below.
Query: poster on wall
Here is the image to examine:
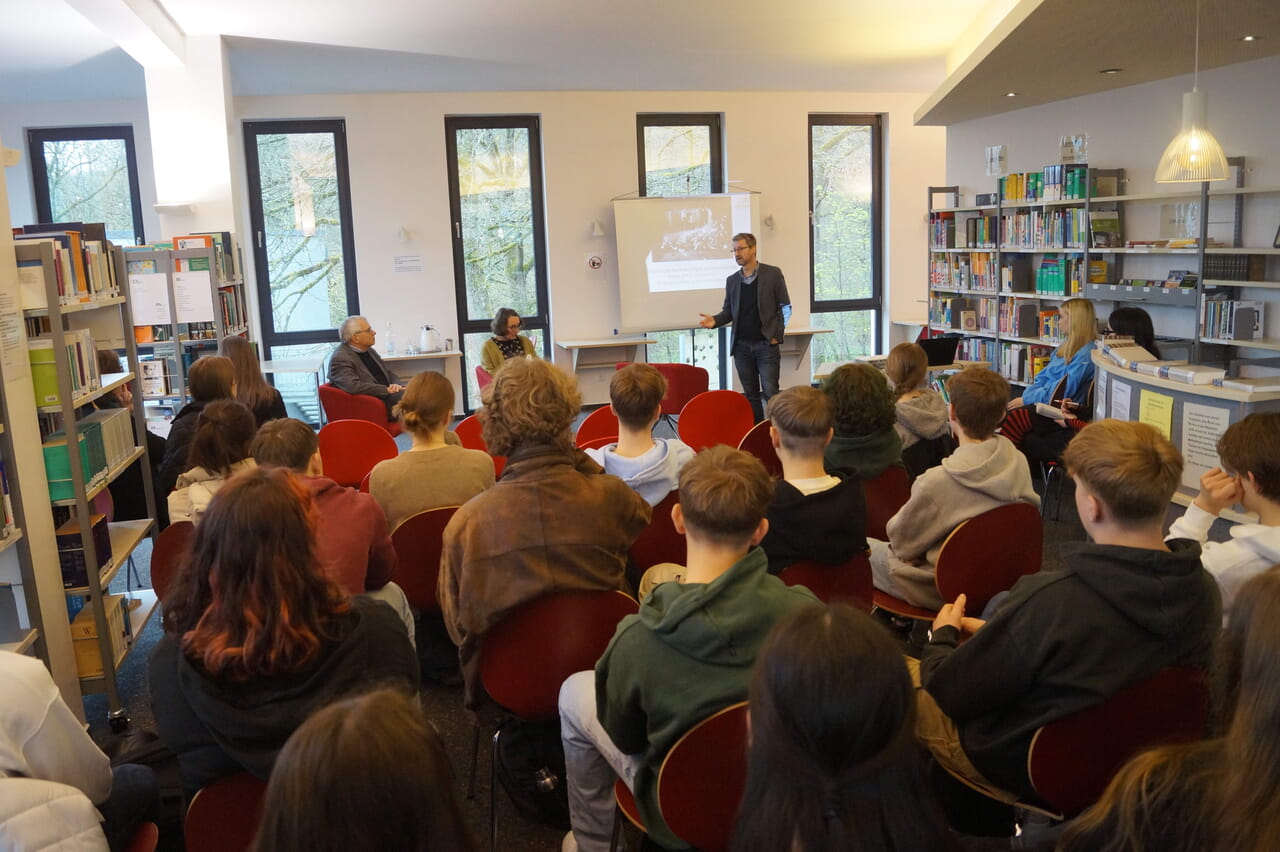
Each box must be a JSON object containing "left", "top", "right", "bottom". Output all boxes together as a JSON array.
[{"left": 1181, "top": 402, "right": 1231, "bottom": 491}]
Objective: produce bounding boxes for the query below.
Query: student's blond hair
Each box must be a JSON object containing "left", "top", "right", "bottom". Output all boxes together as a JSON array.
[
  {"left": 610, "top": 364, "right": 667, "bottom": 431},
  {"left": 1057, "top": 298, "right": 1098, "bottom": 363},
  {"left": 396, "top": 372, "right": 455, "bottom": 436},
  {"left": 767, "top": 387, "right": 832, "bottom": 455},
  {"left": 677, "top": 445, "right": 772, "bottom": 547},
  {"left": 885, "top": 343, "right": 928, "bottom": 399},
  {"left": 1063, "top": 419, "right": 1182, "bottom": 524},
  {"left": 947, "top": 368, "right": 1008, "bottom": 440}
]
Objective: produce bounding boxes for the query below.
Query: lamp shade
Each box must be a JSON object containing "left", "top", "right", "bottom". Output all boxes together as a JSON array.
[{"left": 1155, "top": 90, "right": 1229, "bottom": 182}]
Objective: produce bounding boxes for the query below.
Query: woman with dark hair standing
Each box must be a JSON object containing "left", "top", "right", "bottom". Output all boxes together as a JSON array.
[
  {"left": 249, "top": 688, "right": 476, "bottom": 852},
  {"left": 1059, "top": 567, "right": 1280, "bottom": 852},
  {"left": 149, "top": 467, "right": 419, "bottom": 797},
  {"left": 479, "top": 307, "right": 537, "bottom": 376},
  {"left": 156, "top": 354, "right": 236, "bottom": 497},
  {"left": 732, "top": 604, "right": 952, "bottom": 852},
  {"left": 219, "top": 334, "right": 286, "bottom": 427},
  {"left": 167, "top": 400, "right": 257, "bottom": 525}
]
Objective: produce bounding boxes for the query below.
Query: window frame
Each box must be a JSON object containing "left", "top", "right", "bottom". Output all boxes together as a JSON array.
[
  {"left": 242, "top": 118, "right": 361, "bottom": 356},
  {"left": 445, "top": 115, "right": 551, "bottom": 410},
  {"left": 807, "top": 114, "right": 884, "bottom": 353},
  {"left": 27, "top": 124, "right": 146, "bottom": 246},
  {"left": 636, "top": 113, "right": 725, "bottom": 198}
]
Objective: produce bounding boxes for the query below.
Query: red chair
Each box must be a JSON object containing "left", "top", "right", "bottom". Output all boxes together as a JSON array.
[
  {"left": 645, "top": 363, "right": 709, "bottom": 432},
  {"left": 678, "top": 390, "right": 754, "bottom": 453},
  {"left": 475, "top": 364, "right": 493, "bottom": 390},
  {"left": 184, "top": 772, "right": 268, "bottom": 852},
  {"left": 359, "top": 471, "right": 372, "bottom": 493},
  {"left": 863, "top": 465, "right": 911, "bottom": 542},
  {"left": 610, "top": 702, "right": 750, "bottom": 852},
  {"left": 478, "top": 590, "right": 640, "bottom": 851},
  {"left": 318, "top": 382, "right": 401, "bottom": 436},
  {"left": 580, "top": 435, "right": 619, "bottom": 451},
  {"left": 872, "top": 501, "right": 1043, "bottom": 621},
  {"left": 736, "top": 420, "right": 782, "bottom": 479},
  {"left": 630, "top": 490, "right": 684, "bottom": 572},
  {"left": 317, "top": 419, "right": 399, "bottom": 488},
  {"left": 453, "top": 414, "right": 506, "bottom": 478},
  {"left": 390, "top": 506, "right": 459, "bottom": 613},
  {"left": 779, "top": 552, "right": 873, "bottom": 610},
  {"left": 577, "top": 406, "right": 620, "bottom": 446},
  {"left": 150, "top": 521, "right": 194, "bottom": 603}
]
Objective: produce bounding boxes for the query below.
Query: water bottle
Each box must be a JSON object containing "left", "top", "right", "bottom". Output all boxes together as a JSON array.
[{"left": 385, "top": 322, "right": 396, "bottom": 354}]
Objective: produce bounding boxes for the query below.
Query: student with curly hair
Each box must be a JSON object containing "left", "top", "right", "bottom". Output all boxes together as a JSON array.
[
  {"left": 822, "top": 362, "right": 902, "bottom": 480},
  {"left": 438, "top": 358, "right": 650, "bottom": 711},
  {"left": 150, "top": 467, "right": 418, "bottom": 796}
]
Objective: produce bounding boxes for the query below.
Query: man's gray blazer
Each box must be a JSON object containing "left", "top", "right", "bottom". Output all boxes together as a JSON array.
[
  {"left": 326, "top": 343, "right": 403, "bottom": 398},
  {"left": 711, "top": 263, "right": 792, "bottom": 345}
]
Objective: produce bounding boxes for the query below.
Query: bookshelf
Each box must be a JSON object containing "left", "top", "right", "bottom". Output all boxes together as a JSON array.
[{"left": 15, "top": 234, "right": 160, "bottom": 729}]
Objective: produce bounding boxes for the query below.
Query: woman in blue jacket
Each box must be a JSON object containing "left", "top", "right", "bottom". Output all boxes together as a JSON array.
[{"left": 1001, "top": 297, "right": 1097, "bottom": 449}]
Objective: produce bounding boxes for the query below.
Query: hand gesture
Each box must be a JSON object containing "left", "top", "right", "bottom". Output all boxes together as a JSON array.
[
  {"left": 932, "top": 593, "right": 987, "bottom": 637},
  {"left": 698, "top": 313, "right": 717, "bottom": 329},
  {"left": 1006, "top": 396, "right": 1024, "bottom": 411},
  {"left": 1194, "top": 468, "right": 1243, "bottom": 516},
  {"left": 388, "top": 383, "right": 405, "bottom": 394}
]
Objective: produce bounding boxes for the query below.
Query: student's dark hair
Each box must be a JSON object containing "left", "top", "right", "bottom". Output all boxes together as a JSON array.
[
  {"left": 733, "top": 232, "right": 757, "bottom": 249},
  {"left": 252, "top": 418, "right": 318, "bottom": 473},
  {"left": 732, "top": 605, "right": 950, "bottom": 852},
  {"left": 885, "top": 342, "right": 929, "bottom": 399},
  {"left": 1108, "top": 307, "right": 1160, "bottom": 358},
  {"left": 186, "top": 354, "right": 236, "bottom": 403},
  {"left": 186, "top": 400, "right": 256, "bottom": 475},
  {"left": 490, "top": 307, "right": 520, "bottom": 337},
  {"left": 946, "top": 367, "right": 1008, "bottom": 439},
  {"left": 219, "top": 334, "right": 277, "bottom": 416},
  {"left": 164, "top": 466, "right": 349, "bottom": 681},
  {"left": 823, "top": 363, "right": 895, "bottom": 437},
  {"left": 96, "top": 349, "right": 123, "bottom": 375},
  {"left": 610, "top": 364, "right": 667, "bottom": 431},
  {"left": 677, "top": 445, "right": 771, "bottom": 546},
  {"left": 1215, "top": 412, "right": 1280, "bottom": 502},
  {"left": 767, "top": 386, "right": 833, "bottom": 455},
  {"left": 249, "top": 687, "right": 477, "bottom": 852}
]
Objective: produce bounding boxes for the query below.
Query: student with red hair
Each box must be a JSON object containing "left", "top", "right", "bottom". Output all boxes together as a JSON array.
[{"left": 149, "top": 466, "right": 418, "bottom": 797}]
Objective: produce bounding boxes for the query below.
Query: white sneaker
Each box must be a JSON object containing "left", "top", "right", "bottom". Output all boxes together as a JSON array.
[{"left": 561, "top": 831, "right": 579, "bottom": 852}]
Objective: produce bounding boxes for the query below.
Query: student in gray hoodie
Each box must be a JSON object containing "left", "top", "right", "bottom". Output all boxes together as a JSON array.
[
  {"left": 886, "top": 342, "right": 951, "bottom": 477},
  {"left": 584, "top": 364, "right": 694, "bottom": 506},
  {"left": 870, "top": 368, "right": 1039, "bottom": 609}
]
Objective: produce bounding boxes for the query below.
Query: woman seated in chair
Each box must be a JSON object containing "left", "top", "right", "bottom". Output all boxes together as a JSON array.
[
  {"left": 250, "top": 687, "right": 475, "bottom": 852},
  {"left": 157, "top": 355, "right": 237, "bottom": 498},
  {"left": 1059, "top": 568, "right": 1280, "bottom": 852},
  {"left": 369, "top": 371, "right": 494, "bottom": 531},
  {"left": 822, "top": 363, "right": 903, "bottom": 480},
  {"left": 150, "top": 467, "right": 419, "bottom": 797},
  {"left": 886, "top": 342, "right": 952, "bottom": 478},
  {"left": 438, "top": 358, "right": 650, "bottom": 711},
  {"left": 219, "top": 334, "right": 287, "bottom": 427},
  {"left": 999, "top": 297, "right": 1097, "bottom": 451},
  {"left": 479, "top": 307, "right": 538, "bottom": 376},
  {"left": 167, "top": 400, "right": 257, "bottom": 526},
  {"left": 732, "top": 604, "right": 951, "bottom": 851}
]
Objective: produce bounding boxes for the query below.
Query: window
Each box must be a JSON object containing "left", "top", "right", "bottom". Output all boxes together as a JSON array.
[
  {"left": 27, "top": 126, "right": 145, "bottom": 245},
  {"left": 638, "top": 114, "right": 728, "bottom": 385},
  {"left": 243, "top": 120, "right": 360, "bottom": 361},
  {"left": 809, "top": 115, "right": 883, "bottom": 374},
  {"left": 446, "top": 117, "right": 550, "bottom": 410}
]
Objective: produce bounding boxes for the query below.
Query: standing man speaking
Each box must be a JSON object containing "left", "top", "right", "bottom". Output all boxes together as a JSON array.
[{"left": 699, "top": 233, "right": 791, "bottom": 422}]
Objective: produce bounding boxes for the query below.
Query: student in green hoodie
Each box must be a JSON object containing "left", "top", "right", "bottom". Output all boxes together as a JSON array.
[{"left": 557, "top": 446, "right": 819, "bottom": 852}]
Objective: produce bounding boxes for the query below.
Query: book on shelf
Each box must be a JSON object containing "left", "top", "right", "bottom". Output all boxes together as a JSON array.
[
  {"left": 1202, "top": 294, "right": 1264, "bottom": 340},
  {"left": 174, "top": 234, "right": 213, "bottom": 251},
  {"left": 1088, "top": 210, "right": 1122, "bottom": 248},
  {"left": 1213, "top": 376, "right": 1280, "bottom": 393},
  {"left": 0, "top": 459, "right": 14, "bottom": 538},
  {"left": 1157, "top": 364, "right": 1228, "bottom": 385},
  {"left": 1202, "top": 254, "right": 1266, "bottom": 282},
  {"left": 56, "top": 513, "right": 112, "bottom": 589},
  {"left": 14, "top": 223, "right": 120, "bottom": 306},
  {"left": 930, "top": 189, "right": 959, "bottom": 209},
  {"left": 1131, "top": 359, "right": 1190, "bottom": 377},
  {"left": 193, "top": 231, "right": 238, "bottom": 281},
  {"left": 27, "top": 328, "right": 99, "bottom": 406},
  {"left": 1101, "top": 342, "right": 1163, "bottom": 369}
]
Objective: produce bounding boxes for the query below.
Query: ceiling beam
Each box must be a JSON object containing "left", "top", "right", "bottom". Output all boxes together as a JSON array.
[{"left": 63, "top": 0, "right": 185, "bottom": 68}]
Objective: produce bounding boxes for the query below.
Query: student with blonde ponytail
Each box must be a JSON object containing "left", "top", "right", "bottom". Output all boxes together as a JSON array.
[{"left": 1001, "top": 297, "right": 1097, "bottom": 450}]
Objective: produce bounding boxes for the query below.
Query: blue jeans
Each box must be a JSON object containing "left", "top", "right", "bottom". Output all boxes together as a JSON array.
[{"left": 732, "top": 339, "right": 781, "bottom": 423}]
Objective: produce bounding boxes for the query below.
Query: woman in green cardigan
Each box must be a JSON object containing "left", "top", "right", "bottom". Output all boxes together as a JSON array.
[{"left": 479, "top": 307, "right": 538, "bottom": 376}]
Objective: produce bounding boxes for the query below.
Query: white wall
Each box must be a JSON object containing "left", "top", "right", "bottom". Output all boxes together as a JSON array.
[{"left": 232, "top": 90, "right": 943, "bottom": 401}]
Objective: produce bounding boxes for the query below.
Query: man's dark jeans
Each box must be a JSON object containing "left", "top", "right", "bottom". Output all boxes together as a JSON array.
[{"left": 732, "top": 338, "right": 781, "bottom": 423}]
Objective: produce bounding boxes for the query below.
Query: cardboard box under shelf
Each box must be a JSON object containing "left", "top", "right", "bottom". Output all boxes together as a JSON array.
[{"left": 70, "top": 593, "right": 127, "bottom": 678}]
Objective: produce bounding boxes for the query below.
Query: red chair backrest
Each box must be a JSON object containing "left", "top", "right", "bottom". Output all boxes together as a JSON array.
[
  {"left": 475, "top": 364, "right": 493, "bottom": 389},
  {"left": 657, "top": 702, "right": 750, "bottom": 852},
  {"left": 452, "top": 414, "right": 506, "bottom": 478},
  {"left": 359, "top": 471, "right": 372, "bottom": 493},
  {"left": 124, "top": 821, "right": 159, "bottom": 852},
  {"left": 934, "top": 501, "right": 1043, "bottom": 613},
  {"left": 736, "top": 420, "right": 782, "bottom": 479},
  {"left": 579, "top": 435, "right": 618, "bottom": 452},
  {"left": 390, "top": 506, "right": 459, "bottom": 612},
  {"left": 630, "top": 490, "right": 685, "bottom": 571},
  {"left": 650, "top": 363, "right": 710, "bottom": 416},
  {"left": 318, "top": 419, "right": 399, "bottom": 488},
  {"left": 779, "top": 552, "right": 873, "bottom": 610},
  {"left": 1029, "top": 667, "right": 1209, "bottom": 816},
  {"left": 678, "top": 390, "right": 755, "bottom": 453},
  {"left": 184, "top": 772, "right": 267, "bottom": 852},
  {"left": 863, "top": 465, "right": 911, "bottom": 542},
  {"left": 577, "top": 407, "right": 620, "bottom": 446},
  {"left": 318, "top": 383, "right": 400, "bottom": 436},
  {"left": 151, "top": 521, "right": 194, "bottom": 603},
  {"left": 479, "top": 590, "right": 638, "bottom": 721}
]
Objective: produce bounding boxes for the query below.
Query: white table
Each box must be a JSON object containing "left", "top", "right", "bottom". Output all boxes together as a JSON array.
[{"left": 556, "top": 337, "right": 656, "bottom": 371}]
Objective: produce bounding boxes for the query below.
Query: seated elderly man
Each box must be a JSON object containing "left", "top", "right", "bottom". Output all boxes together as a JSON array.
[{"left": 327, "top": 315, "right": 406, "bottom": 415}]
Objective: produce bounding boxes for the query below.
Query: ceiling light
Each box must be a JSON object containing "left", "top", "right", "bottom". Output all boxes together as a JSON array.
[
  {"left": 1241, "top": 35, "right": 1258, "bottom": 41},
  {"left": 1099, "top": 68, "right": 1123, "bottom": 75},
  {"left": 1005, "top": 92, "right": 1018, "bottom": 97},
  {"left": 1155, "top": 0, "right": 1228, "bottom": 183}
]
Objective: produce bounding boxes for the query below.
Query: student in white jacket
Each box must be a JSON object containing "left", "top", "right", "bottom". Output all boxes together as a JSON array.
[{"left": 1167, "top": 412, "right": 1280, "bottom": 614}]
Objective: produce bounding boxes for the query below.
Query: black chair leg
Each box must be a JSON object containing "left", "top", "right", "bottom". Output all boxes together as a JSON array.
[
  {"left": 609, "top": 806, "right": 622, "bottom": 852},
  {"left": 490, "top": 727, "right": 500, "bottom": 852},
  {"left": 467, "top": 723, "right": 480, "bottom": 799}
]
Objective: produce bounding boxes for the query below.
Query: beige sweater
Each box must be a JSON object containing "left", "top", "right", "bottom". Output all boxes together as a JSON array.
[{"left": 368, "top": 445, "right": 494, "bottom": 531}]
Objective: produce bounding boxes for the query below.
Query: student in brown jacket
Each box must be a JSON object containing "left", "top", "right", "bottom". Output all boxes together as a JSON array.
[{"left": 438, "top": 358, "right": 651, "bottom": 711}]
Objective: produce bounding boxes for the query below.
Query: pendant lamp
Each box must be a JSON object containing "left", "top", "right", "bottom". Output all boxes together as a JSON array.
[{"left": 1155, "top": 0, "right": 1228, "bottom": 182}]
